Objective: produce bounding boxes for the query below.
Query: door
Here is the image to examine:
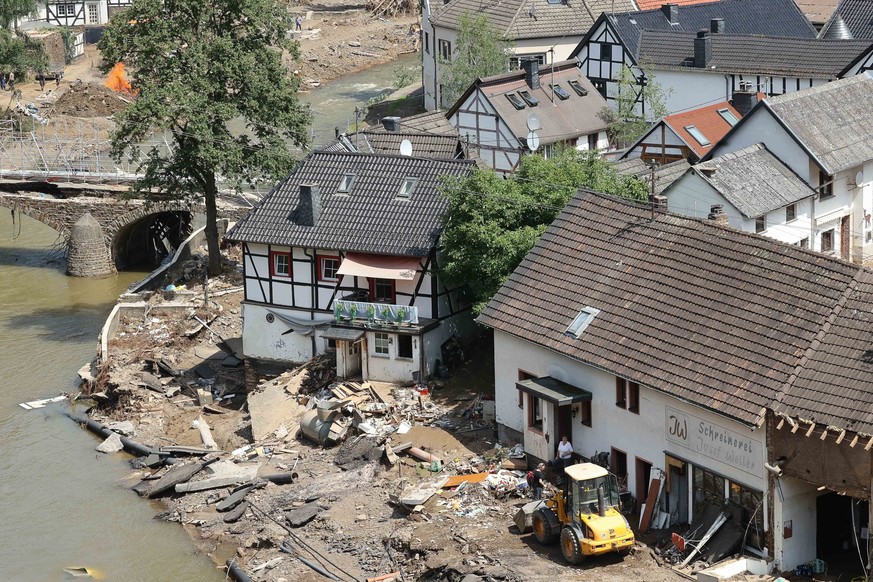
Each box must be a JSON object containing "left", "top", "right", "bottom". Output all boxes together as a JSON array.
[
  {"left": 346, "top": 341, "right": 362, "bottom": 377},
  {"left": 841, "top": 215, "right": 851, "bottom": 261},
  {"left": 636, "top": 458, "right": 653, "bottom": 506},
  {"left": 554, "top": 405, "right": 572, "bottom": 458},
  {"left": 665, "top": 455, "right": 688, "bottom": 525}
]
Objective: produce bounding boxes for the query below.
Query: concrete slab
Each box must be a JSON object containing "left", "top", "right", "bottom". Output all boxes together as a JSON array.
[
  {"left": 194, "top": 345, "right": 225, "bottom": 360},
  {"left": 248, "top": 379, "right": 307, "bottom": 441},
  {"left": 96, "top": 432, "right": 123, "bottom": 453}
]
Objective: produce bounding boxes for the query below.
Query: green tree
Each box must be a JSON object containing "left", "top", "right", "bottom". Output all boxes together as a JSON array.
[
  {"left": 599, "top": 64, "right": 670, "bottom": 149},
  {"left": 0, "top": 0, "right": 37, "bottom": 30},
  {"left": 439, "top": 12, "right": 511, "bottom": 107},
  {"left": 99, "top": 0, "right": 310, "bottom": 275},
  {"left": 440, "top": 148, "right": 647, "bottom": 312}
]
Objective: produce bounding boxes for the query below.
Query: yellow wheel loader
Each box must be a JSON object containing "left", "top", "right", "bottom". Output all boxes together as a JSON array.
[{"left": 531, "top": 463, "right": 635, "bottom": 564}]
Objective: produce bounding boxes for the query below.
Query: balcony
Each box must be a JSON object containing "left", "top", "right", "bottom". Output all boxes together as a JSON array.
[{"left": 331, "top": 299, "right": 419, "bottom": 326}]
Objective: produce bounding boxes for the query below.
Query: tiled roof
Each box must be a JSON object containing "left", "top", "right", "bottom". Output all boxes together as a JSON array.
[
  {"left": 774, "top": 269, "right": 873, "bottom": 433},
  {"left": 795, "top": 0, "right": 841, "bottom": 25},
  {"left": 430, "top": 0, "right": 634, "bottom": 40},
  {"left": 356, "top": 131, "right": 461, "bottom": 159},
  {"left": 607, "top": 0, "right": 817, "bottom": 59},
  {"left": 477, "top": 190, "right": 864, "bottom": 428},
  {"left": 693, "top": 144, "right": 815, "bottom": 217},
  {"left": 612, "top": 157, "right": 690, "bottom": 194},
  {"left": 448, "top": 60, "right": 608, "bottom": 145},
  {"left": 638, "top": 31, "right": 872, "bottom": 76},
  {"left": 767, "top": 73, "right": 873, "bottom": 174},
  {"left": 226, "top": 152, "right": 476, "bottom": 256},
  {"left": 385, "top": 111, "right": 458, "bottom": 136},
  {"left": 635, "top": 0, "right": 716, "bottom": 9},
  {"left": 821, "top": 0, "right": 873, "bottom": 39},
  {"left": 664, "top": 101, "right": 742, "bottom": 157}
]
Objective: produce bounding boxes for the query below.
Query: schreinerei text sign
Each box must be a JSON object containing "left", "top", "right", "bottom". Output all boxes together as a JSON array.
[{"left": 665, "top": 406, "right": 760, "bottom": 476}]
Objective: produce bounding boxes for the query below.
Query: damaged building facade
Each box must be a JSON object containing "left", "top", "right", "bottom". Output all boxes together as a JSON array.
[
  {"left": 226, "top": 152, "right": 476, "bottom": 384},
  {"left": 479, "top": 190, "right": 873, "bottom": 572}
]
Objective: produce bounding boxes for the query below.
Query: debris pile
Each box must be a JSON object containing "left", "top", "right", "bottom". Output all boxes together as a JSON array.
[{"left": 51, "top": 81, "right": 131, "bottom": 117}]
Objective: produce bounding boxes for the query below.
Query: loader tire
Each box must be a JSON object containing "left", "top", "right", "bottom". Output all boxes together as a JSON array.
[
  {"left": 532, "top": 507, "right": 560, "bottom": 545},
  {"left": 561, "top": 524, "right": 586, "bottom": 565}
]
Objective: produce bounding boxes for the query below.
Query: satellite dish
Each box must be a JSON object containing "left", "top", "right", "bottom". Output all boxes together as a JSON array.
[
  {"left": 856, "top": 170, "right": 864, "bottom": 186},
  {"left": 527, "top": 112, "right": 541, "bottom": 131},
  {"left": 527, "top": 130, "right": 540, "bottom": 152},
  {"left": 399, "top": 139, "right": 413, "bottom": 157}
]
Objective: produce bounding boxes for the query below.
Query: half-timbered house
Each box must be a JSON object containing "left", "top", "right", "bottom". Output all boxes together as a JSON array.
[
  {"left": 35, "top": 0, "right": 110, "bottom": 26},
  {"left": 445, "top": 59, "right": 609, "bottom": 174},
  {"left": 225, "top": 152, "right": 477, "bottom": 384},
  {"left": 422, "top": 0, "right": 634, "bottom": 110}
]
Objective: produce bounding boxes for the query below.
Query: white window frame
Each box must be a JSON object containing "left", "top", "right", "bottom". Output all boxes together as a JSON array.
[
  {"left": 374, "top": 332, "right": 390, "bottom": 356},
  {"left": 87, "top": 2, "right": 98, "bottom": 24}
]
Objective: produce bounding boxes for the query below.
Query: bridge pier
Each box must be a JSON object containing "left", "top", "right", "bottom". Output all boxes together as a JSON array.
[{"left": 67, "top": 212, "right": 113, "bottom": 277}]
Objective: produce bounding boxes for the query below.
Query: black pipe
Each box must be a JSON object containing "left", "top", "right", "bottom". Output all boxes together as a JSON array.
[
  {"left": 67, "top": 412, "right": 156, "bottom": 457},
  {"left": 225, "top": 559, "right": 253, "bottom": 582},
  {"left": 598, "top": 484, "right": 606, "bottom": 517}
]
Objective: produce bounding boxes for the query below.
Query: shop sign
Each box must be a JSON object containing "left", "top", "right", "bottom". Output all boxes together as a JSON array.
[{"left": 666, "top": 406, "right": 760, "bottom": 476}]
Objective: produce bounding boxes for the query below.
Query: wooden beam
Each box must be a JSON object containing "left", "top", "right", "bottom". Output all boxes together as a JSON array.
[
  {"left": 820, "top": 428, "right": 828, "bottom": 441},
  {"left": 850, "top": 435, "right": 859, "bottom": 448},
  {"left": 805, "top": 423, "right": 815, "bottom": 438},
  {"left": 865, "top": 436, "right": 873, "bottom": 451},
  {"left": 776, "top": 417, "right": 784, "bottom": 430},
  {"left": 836, "top": 430, "right": 846, "bottom": 445}
]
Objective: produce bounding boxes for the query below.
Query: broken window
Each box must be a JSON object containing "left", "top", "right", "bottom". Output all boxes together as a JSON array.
[
  {"left": 397, "top": 334, "right": 413, "bottom": 358},
  {"left": 528, "top": 394, "right": 543, "bottom": 431}
]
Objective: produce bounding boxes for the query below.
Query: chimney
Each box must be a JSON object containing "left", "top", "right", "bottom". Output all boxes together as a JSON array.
[
  {"left": 521, "top": 58, "right": 540, "bottom": 90},
  {"left": 298, "top": 183, "right": 321, "bottom": 226},
  {"left": 708, "top": 204, "right": 729, "bottom": 225},
  {"left": 731, "top": 80, "right": 758, "bottom": 116},
  {"left": 710, "top": 18, "right": 724, "bottom": 33},
  {"left": 381, "top": 116, "right": 401, "bottom": 132},
  {"left": 661, "top": 3, "right": 679, "bottom": 24},
  {"left": 652, "top": 195, "right": 668, "bottom": 210},
  {"left": 693, "top": 30, "right": 712, "bottom": 68}
]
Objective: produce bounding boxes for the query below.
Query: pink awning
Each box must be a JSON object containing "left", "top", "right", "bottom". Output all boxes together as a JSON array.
[{"left": 337, "top": 253, "right": 421, "bottom": 280}]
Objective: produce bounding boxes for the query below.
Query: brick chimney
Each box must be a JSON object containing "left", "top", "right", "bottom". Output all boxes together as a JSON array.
[
  {"left": 710, "top": 18, "right": 724, "bottom": 33},
  {"left": 731, "top": 81, "right": 758, "bottom": 116},
  {"left": 694, "top": 30, "right": 712, "bottom": 68},
  {"left": 662, "top": 3, "right": 679, "bottom": 24},
  {"left": 381, "top": 117, "right": 401, "bottom": 132},
  {"left": 298, "top": 183, "right": 321, "bottom": 226},
  {"left": 708, "top": 204, "right": 729, "bottom": 225},
  {"left": 521, "top": 58, "right": 540, "bottom": 90}
]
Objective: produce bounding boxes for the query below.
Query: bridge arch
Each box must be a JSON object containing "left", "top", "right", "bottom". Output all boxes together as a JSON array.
[
  {"left": 110, "top": 203, "right": 196, "bottom": 271},
  {"left": 0, "top": 200, "right": 70, "bottom": 238}
]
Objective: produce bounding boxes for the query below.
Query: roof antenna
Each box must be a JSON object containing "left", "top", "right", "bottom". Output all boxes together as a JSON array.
[{"left": 529, "top": 1, "right": 536, "bottom": 18}]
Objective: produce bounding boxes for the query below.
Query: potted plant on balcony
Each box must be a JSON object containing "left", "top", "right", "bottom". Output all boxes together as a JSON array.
[
  {"left": 366, "top": 304, "right": 376, "bottom": 325},
  {"left": 380, "top": 306, "right": 391, "bottom": 324},
  {"left": 334, "top": 302, "right": 344, "bottom": 323},
  {"left": 395, "top": 307, "right": 406, "bottom": 325},
  {"left": 349, "top": 303, "right": 359, "bottom": 321}
]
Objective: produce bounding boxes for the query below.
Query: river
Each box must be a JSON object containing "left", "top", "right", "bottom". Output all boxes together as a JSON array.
[{"left": 0, "top": 55, "right": 416, "bottom": 582}]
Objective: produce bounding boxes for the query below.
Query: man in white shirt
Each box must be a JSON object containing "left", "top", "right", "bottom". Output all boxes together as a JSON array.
[{"left": 555, "top": 435, "right": 573, "bottom": 483}]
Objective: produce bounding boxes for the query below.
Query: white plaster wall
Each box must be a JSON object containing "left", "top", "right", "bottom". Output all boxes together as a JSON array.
[
  {"left": 365, "top": 329, "right": 421, "bottom": 383},
  {"left": 493, "top": 330, "right": 767, "bottom": 512},
  {"left": 774, "top": 477, "right": 818, "bottom": 571},
  {"left": 665, "top": 172, "right": 744, "bottom": 224},
  {"left": 428, "top": 25, "right": 459, "bottom": 110},
  {"left": 753, "top": 198, "right": 814, "bottom": 246},
  {"left": 653, "top": 70, "right": 726, "bottom": 115},
  {"left": 514, "top": 37, "right": 583, "bottom": 64},
  {"left": 710, "top": 108, "right": 814, "bottom": 182},
  {"left": 242, "top": 302, "right": 315, "bottom": 363}
]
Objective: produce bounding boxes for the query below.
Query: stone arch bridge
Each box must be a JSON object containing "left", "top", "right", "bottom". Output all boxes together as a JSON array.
[{"left": 0, "top": 189, "right": 250, "bottom": 277}]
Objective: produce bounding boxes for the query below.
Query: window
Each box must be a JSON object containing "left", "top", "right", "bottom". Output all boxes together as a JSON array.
[
  {"left": 397, "top": 177, "right": 417, "bottom": 198},
  {"left": 518, "top": 90, "right": 539, "bottom": 107},
  {"left": 87, "top": 3, "right": 98, "bottom": 23},
  {"left": 318, "top": 256, "right": 340, "bottom": 281},
  {"left": 798, "top": 237, "right": 809, "bottom": 248},
  {"left": 337, "top": 173, "right": 355, "bottom": 194},
  {"left": 566, "top": 306, "right": 599, "bottom": 338},
  {"left": 615, "top": 377, "right": 626, "bottom": 408},
  {"left": 588, "top": 133, "right": 598, "bottom": 150},
  {"left": 270, "top": 251, "right": 291, "bottom": 277},
  {"left": 579, "top": 400, "right": 592, "bottom": 427},
  {"left": 730, "top": 481, "right": 764, "bottom": 531},
  {"left": 508, "top": 54, "right": 545, "bottom": 70},
  {"left": 755, "top": 215, "right": 766, "bottom": 233},
  {"left": 628, "top": 382, "right": 639, "bottom": 414},
  {"left": 819, "top": 170, "right": 834, "bottom": 198},
  {"left": 601, "top": 43, "right": 612, "bottom": 61},
  {"left": 374, "top": 332, "right": 390, "bottom": 356},
  {"left": 693, "top": 466, "right": 726, "bottom": 516},
  {"left": 550, "top": 84, "right": 570, "bottom": 100},
  {"left": 372, "top": 278, "right": 395, "bottom": 303},
  {"left": 326, "top": 338, "right": 336, "bottom": 349},
  {"left": 528, "top": 394, "right": 543, "bottom": 431},
  {"left": 397, "top": 334, "right": 413, "bottom": 359},
  {"left": 786, "top": 204, "right": 797, "bottom": 222},
  {"left": 56, "top": 3, "right": 66, "bottom": 15},
  {"left": 568, "top": 79, "right": 589, "bottom": 97},
  {"left": 717, "top": 108, "right": 739, "bottom": 126},
  {"left": 611, "top": 448, "right": 628, "bottom": 482},
  {"left": 684, "top": 125, "right": 711, "bottom": 147},
  {"left": 518, "top": 370, "right": 535, "bottom": 408},
  {"left": 506, "top": 93, "right": 526, "bottom": 110},
  {"left": 592, "top": 79, "right": 606, "bottom": 98},
  {"left": 822, "top": 229, "right": 835, "bottom": 252},
  {"left": 438, "top": 39, "right": 451, "bottom": 61},
  {"left": 424, "top": 31, "right": 429, "bottom": 54}
]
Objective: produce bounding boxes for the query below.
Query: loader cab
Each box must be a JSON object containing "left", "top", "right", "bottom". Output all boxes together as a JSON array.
[{"left": 567, "top": 463, "right": 621, "bottom": 520}]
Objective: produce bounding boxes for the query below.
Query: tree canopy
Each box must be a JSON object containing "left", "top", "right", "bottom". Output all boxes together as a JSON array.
[
  {"left": 99, "top": 0, "right": 310, "bottom": 275},
  {"left": 438, "top": 12, "right": 511, "bottom": 108},
  {"left": 439, "top": 149, "right": 647, "bottom": 313},
  {"left": 0, "top": 0, "right": 37, "bottom": 30},
  {"left": 600, "top": 64, "right": 669, "bottom": 149}
]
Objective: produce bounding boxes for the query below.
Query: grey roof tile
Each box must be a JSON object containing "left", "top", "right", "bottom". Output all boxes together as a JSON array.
[
  {"left": 767, "top": 74, "right": 873, "bottom": 174},
  {"left": 694, "top": 144, "right": 816, "bottom": 217},
  {"left": 477, "top": 190, "right": 863, "bottom": 428},
  {"left": 613, "top": 157, "right": 690, "bottom": 194},
  {"left": 821, "top": 0, "right": 873, "bottom": 39},
  {"left": 226, "top": 152, "right": 475, "bottom": 256}
]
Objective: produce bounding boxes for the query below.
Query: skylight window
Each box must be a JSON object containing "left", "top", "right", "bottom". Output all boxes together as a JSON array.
[
  {"left": 398, "top": 177, "right": 418, "bottom": 199},
  {"left": 567, "top": 79, "right": 588, "bottom": 96},
  {"left": 717, "top": 107, "right": 739, "bottom": 126},
  {"left": 551, "top": 84, "right": 570, "bottom": 100},
  {"left": 684, "top": 125, "right": 711, "bottom": 146},
  {"left": 337, "top": 173, "right": 355, "bottom": 193},
  {"left": 565, "top": 307, "right": 600, "bottom": 339},
  {"left": 506, "top": 93, "right": 526, "bottom": 110},
  {"left": 518, "top": 90, "right": 539, "bottom": 107}
]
